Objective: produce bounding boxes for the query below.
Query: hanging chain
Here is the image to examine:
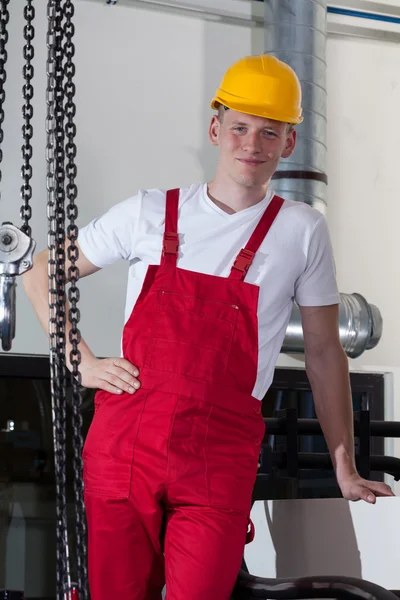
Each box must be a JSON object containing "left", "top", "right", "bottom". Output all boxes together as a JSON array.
[
  {"left": 47, "top": 0, "right": 71, "bottom": 598},
  {"left": 0, "top": 0, "right": 10, "bottom": 202},
  {"left": 20, "top": 0, "right": 35, "bottom": 237},
  {"left": 55, "top": 0, "right": 73, "bottom": 594},
  {"left": 64, "top": 0, "right": 88, "bottom": 596}
]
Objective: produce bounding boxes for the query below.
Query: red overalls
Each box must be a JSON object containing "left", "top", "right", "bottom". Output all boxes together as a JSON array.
[{"left": 83, "top": 188, "right": 284, "bottom": 600}]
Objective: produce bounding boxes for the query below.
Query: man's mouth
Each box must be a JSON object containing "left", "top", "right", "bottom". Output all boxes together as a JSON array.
[{"left": 237, "top": 158, "right": 266, "bottom": 166}]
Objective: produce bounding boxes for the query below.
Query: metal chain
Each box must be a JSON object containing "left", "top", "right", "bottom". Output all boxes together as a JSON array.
[
  {"left": 46, "top": 0, "right": 70, "bottom": 598},
  {"left": 0, "top": 0, "right": 10, "bottom": 203},
  {"left": 20, "top": 0, "right": 35, "bottom": 237},
  {"left": 54, "top": 0, "right": 74, "bottom": 594},
  {"left": 63, "top": 0, "right": 88, "bottom": 596}
]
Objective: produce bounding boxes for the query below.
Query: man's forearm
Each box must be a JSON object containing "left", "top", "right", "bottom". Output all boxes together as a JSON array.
[
  {"left": 23, "top": 251, "right": 96, "bottom": 370},
  {"left": 305, "top": 344, "right": 357, "bottom": 481}
]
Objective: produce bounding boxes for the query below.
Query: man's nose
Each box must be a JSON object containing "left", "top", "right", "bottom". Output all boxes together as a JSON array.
[{"left": 242, "top": 131, "right": 262, "bottom": 153}]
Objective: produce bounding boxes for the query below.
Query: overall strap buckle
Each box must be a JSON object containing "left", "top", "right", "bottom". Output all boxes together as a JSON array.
[
  {"left": 163, "top": 231, "right": 179, "bottom": 255},
  {"left": 232, "top": 248, "right": 255, "bottom": 275}
]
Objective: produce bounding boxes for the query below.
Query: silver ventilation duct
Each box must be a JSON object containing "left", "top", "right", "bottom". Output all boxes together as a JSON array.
[
  {"left": 265, "top": 0, "right": 327, "bottom": 214},
  {"left": 283, "top": 293, "right": 383, "bottom": 359},
  {"left": 264, "top": 0, "right": 383, "bottom": 357}
]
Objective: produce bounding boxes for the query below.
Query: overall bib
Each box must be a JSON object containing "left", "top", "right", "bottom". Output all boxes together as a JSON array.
[{"left": 83, "top": 188, "right": 284, "bottom": 600}]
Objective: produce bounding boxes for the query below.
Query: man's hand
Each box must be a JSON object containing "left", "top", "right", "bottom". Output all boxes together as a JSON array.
[
  {"left": 80, "top": 356, "right": 141, "bottom": 395},
  {"left": 338, "top": 472, "right": 395, "bottom": 503}
]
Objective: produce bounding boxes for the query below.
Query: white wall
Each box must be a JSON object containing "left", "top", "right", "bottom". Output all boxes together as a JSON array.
[
  {"left": 245, "top": 497, "right": 400, "bottom": 589},
  {"left": 327, "top": 34, "right": 400, "bottom": 371}
]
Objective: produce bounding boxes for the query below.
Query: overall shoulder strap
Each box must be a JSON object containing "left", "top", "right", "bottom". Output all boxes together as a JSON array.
[
  {"left": 229, "top": 195, "right": 285, "bottom": 281},
  {"left": 161, "top": 188, "right": 180, "bottom": 268}
]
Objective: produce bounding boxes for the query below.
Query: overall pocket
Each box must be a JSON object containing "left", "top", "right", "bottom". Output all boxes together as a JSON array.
[
  {"left": 205, "top": 405, "right": 265, "bottom": 515},
  {"left": 83, "top": 390, "right": 147, "bottom": 499},
  {"left": 145, "top": 290, "right": 239, "bottom": 384}
]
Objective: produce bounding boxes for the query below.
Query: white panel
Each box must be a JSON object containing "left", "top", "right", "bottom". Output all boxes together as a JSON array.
[
  {"left": 246, "top": 497, "right": 400, "bottom": 588},
  {"left": 326, "top": 34, "right": 400, "bottom": 370}
]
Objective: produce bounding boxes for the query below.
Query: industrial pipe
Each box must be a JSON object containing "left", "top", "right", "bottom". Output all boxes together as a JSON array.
[
  {"left": 283, "top": 293, "right": 383, "bottom": 358},
  {"left": 264, "top": 1, "right": 383, "bottom": 357},
  {"left": 233, "top": 571, "right": 400, "bottom": 600}
]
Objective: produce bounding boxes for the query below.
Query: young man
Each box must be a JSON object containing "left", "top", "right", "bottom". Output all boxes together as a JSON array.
[{"left": 24, "top": 54, "right": 393, "bottom": 600}]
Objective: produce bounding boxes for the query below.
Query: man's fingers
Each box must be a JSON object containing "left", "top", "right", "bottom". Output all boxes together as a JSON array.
[
  {"left": 80, "top": 357, "right": 141, "bottom": 393},
  {"left": 362, "top": 489, "right": 376, "bottom": 504},
  {"left": 102, "top": 371, "right": 139, "bottom": 394},
  {"left": 369, "top": 482, "right": 395, "bottom": 497},
  {"left": 97, "top": 375, "right": 138, "bottom": 395},
  {"left": 94, "top": 358, "right": 141, "bottom": 394},
  {"left": 348, "top": 485, "right": 376, "bottom": 504},
  {"left": 343, "top": 478, "right": 395, "bottom": 503},
  {"left": 358, "top": 482, "right": 394, "bottom": 504},
  {"left": 96, "top": 379, "right": 125, "bottom": 395},
  {"left": 106, "top": 366, "right": 141, "bottom": 393},
  {"left": 112, "top": 358, "right": 140, "bottom": 378}
]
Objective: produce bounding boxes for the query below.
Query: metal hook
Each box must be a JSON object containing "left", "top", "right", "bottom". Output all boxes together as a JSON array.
[{"left": 0, "top": 222, "right": 35, "bottom": 351}]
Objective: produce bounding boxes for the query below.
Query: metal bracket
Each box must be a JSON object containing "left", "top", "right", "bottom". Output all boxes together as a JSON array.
[{"left": 0, "top": 222, "right": 36, "bottom": 351}]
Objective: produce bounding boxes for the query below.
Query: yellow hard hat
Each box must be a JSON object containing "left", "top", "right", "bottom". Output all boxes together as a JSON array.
[{"left": 210, "top": 54, "right": 303, "bottom": 125}]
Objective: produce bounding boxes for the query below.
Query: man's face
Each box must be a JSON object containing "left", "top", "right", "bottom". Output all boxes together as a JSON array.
[{"left": 208, "top": 109, "right": 296, "bottom": 189}]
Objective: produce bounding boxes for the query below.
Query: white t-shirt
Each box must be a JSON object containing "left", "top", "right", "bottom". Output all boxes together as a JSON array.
[{"left": 78, "top": 182, "right": 340, "bottom": 399}]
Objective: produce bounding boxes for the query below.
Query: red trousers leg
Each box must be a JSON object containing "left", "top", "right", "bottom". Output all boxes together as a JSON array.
[
  {"left": 164, "top": 506, "right": 248, "bottom": 600},
  {"left": 85, "top": 493, "right": 165, "bottom": 600}
]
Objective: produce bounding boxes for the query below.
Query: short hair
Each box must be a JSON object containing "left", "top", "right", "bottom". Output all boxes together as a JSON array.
[
  {"left": 217, "top": 104, "right": 294, "bottom": 133},
  {"left": 217, "top": 104, "right": 228, "bottom": 122}
]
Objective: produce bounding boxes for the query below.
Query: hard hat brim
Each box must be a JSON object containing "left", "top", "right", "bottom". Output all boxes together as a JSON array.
[{"left": 210, "top": 95, "right": 303, "bottom": 126}]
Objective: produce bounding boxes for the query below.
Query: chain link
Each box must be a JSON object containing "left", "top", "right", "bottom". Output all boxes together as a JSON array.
[
  {"left": 47, "top": 1, "right": 70, "bottom": 598},
  {"left": 20, "top": 0, "right": 35, "bottom": 236},
  {"left": 64, "top": 0, "right": 88, "bottom": 596},
  {"left": 0, "top": 0, "right": 10, "bottom": 202}
]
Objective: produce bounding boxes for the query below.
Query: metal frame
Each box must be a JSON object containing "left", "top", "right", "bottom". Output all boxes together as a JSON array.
[
  {"left": 332, "top": 1, "right": 400, "bottom": 18},
  {"left": 328, "top": 23, "right": 400, "bottom": 42},
  {"left": 267, "top": 367, "right": 385, "bottom": 456},
  {"left": 259, "top": 368, "right": 387, "bottom": 499},
  {"left": 0, "top": 353, "right": 50, "bottom": 379},
  {"left": 84, "top": 0, "right": 265, "bottom": 27},
  {"left": 83, "top": 0, "right": 400, "bottom": 43}
]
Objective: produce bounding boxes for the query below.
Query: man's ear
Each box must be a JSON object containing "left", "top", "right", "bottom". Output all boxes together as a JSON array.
[
  {"left": 281, "top": 129, "right": 296, "bottom": 159},
  {"left": 208, "top": 115, "right": 221, "bottom": 147}
]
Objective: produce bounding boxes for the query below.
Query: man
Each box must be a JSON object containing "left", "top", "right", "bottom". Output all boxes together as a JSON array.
[{"left": 23, "top": 54, "right": 394, "bottom": 600}]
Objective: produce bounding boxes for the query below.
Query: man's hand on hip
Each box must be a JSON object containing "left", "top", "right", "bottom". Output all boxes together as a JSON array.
[{"left": 80, "top": 356, "right": 141, "bottom": 395}]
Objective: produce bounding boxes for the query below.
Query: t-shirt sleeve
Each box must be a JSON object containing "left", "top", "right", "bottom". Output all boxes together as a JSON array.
[
  {"left": 77, "top": 193, "right": 142, "bottom": 268},
  {"left": 294, "top": 214, "right": 340, "bottom": 307}
]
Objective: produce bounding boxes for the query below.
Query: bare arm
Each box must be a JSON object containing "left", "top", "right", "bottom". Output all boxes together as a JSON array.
[
  {"left": 22, "top": 243, "right": 141, "bottom": 395},
  {"left": 300, "top": 304, "right": 356, "bottom": 480},
  {"left": 300, "top": 304, "right": 393, "bottom": 501},
  {"left": 23, "top": 243, "right": 100, "bottom": 366}
]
